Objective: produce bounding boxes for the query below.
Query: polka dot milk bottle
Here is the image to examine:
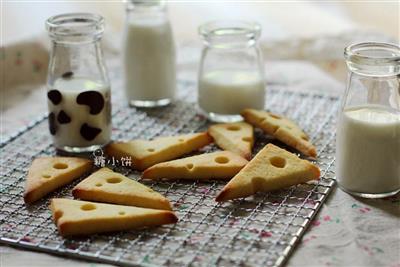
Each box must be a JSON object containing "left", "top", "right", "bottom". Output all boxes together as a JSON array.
[{"left": 46, "top": 13, "right": 111, "bottom": 153}]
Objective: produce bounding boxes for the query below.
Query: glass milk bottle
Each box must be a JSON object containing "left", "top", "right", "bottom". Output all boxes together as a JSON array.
[
  {"left": 198, "top": 21, "right": 266, "bottom": 122},
  {"left": 46, "top": 13, "right": 111, "bottom": 153},
  {"left": 336, "top": 42, "right": 400, "bottom": 198},
  {"left": 123, "top": 0, "right": 176, "bottom": 107}
]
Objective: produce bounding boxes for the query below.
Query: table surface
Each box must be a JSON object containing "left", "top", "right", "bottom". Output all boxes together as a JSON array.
[{"left": 1, "top": 3, "right": 400, "bottom": 266}]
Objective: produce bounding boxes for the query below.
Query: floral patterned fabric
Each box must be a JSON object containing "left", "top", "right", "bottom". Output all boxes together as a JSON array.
[{"left": 1, "top": 32, "right": 399, "bottom": 267}]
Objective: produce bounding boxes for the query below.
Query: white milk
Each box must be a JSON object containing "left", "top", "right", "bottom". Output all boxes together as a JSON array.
[
  {"left": 48, "top": 77, "right": 111, "bottom": 149},
  {"left": 336, "top": 105, "right": 400, "bottom": 194},
  {"left": 198, "top": 70, "right": 265, "bottom": 115},
  {"left": 123, "top": 17, "right": 176, "bottom": 103}
]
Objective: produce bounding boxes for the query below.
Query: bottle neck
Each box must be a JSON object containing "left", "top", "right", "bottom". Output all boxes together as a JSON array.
[
  {"left": 200, "top": 21, "right": 261, "bottom": 49},
  {"left": 345, "top": 42, "right": 400, "bottom": 78},
  {"left": 46, "top": 13, "right": 104, "bottom": 45},
  {"left": 126, "top": 1, "right": 168, "bottom": 26},
  {"left": 346, "top": 63, "right": 400, "bottom": 78},
  {"left": 126, "top": 0, "right": 166, "bottom": 14},
  {"left": 48, "top": 40, "right": 108, "bottom": 85},
  {"left": 343, "top": 70, "right": 400, "bottom": 111},
  {"left": 46, "top": 13, "right": 108, "bottom": 87},
  {"left": 203, "top": 37, "right": 258, "bottom": 49},
  {"left": 50, "top": 35, "right": 102, "bottom": 45}
]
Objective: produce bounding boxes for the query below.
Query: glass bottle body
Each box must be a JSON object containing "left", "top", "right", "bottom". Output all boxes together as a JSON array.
[
  {"left": 123, "top": 0, "right": 176, "bottom": 107},
  {"left": 336, "top": 42, "right": 400, "bottom": 198},
  {"left": 46, "top": 13, "right": 111, "bottom": 153},
  {"left": 198, "top": 21, "right": 266, "bottom": 122}
]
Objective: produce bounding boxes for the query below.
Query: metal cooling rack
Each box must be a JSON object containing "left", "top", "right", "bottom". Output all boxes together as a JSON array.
[{"left": 0, "top": 79, "right": 339, "bottom": 267}]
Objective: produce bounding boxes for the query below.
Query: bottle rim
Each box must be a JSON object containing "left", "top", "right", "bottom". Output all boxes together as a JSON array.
[
  {"left": 46, "top": 13, "right": 105, "bottom": 39},
  {"left": 126, "top": 0, "right": 166, "bottom": 11},
  {"left": 199, "top": 20, "right": 261, "bottom": 43},
  {"left": 344, "top": 42, "right": 400, "bottom": 67}
]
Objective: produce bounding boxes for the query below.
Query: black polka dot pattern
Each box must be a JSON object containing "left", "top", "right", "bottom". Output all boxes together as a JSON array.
[
  {"left": 47, "top": 88, "right": 108, "bottom": 143},
  {"left": 77, "top": 91, "right": 105, "bottom": 115},
  {"left": 57, "top": 110, "right": 71, "bottom": 124},
  {"left": 48, "top": 112, "right": 57, "bottom": 135},
  {"left": 80, "top": 123, "right": 102, "bottom": 141},
  {"left": 62, "top": 71, "right": 74, "bottom": 79},
  {"left": 47, "top": 90, "right": 62, "bottom": 105}
]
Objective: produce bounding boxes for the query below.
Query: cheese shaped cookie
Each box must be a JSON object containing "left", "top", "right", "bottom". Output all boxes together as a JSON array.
[
  {"left": 215, "top": 144, "right": 320, "bottom": 202},
  {"left": 50, "top": 198, "right": 178, "bottom": 236},
  {"left": 105, "top": 133, "right": 212, "bottom": 171},
  {"left": 208, "top": 122, "right": 254, "bottom": 160},
  {"left": 24, "top": 157, "right": 92, "bottom": 204},
  {"left": 142, "top": 151, "right": 248, "bottom": 180},
  {"left": 241, "top": 109, "right": 317, "bottom": 158},
  {"left": 73, "top": 168, "right": 172, "bottom": 210}
]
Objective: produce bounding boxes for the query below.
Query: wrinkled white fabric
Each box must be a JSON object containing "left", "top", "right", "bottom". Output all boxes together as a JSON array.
[{"left": 1, "top": 32, "right": 399, "bottom": 267}]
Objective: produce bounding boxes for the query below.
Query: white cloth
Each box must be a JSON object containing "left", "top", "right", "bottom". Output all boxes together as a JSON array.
[{"left": 1, "top": 32, "right": 399, "bottom": 266}]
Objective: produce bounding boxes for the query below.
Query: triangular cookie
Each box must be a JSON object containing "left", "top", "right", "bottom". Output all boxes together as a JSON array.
[
  {"left": 142, "top": 151, "right": 248, "bottom": 180},
  {"left": 105, "top": 132, "right": 212, "bottom": 171},
  {"left": 241, "top": 109, "right": 317, "bottom": 158},
  {"left": 50, "top": 198, "right": 178, "bottom": 236},
  {"left": 208, "top": 122, "right": 254, "bottom": 160},
  {"left": 215, "top": 144, "right": 320, "bottom": 202},
  {"left": 72, "top": 167, "right": 172, "bottom": 210},
  {"left": 24, "top": 157, "right": 92, "bottom": 203}
]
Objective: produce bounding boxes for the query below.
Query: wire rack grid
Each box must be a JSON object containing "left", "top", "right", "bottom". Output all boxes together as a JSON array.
[{"left": 0, "top": 77, "right": 339, "bottom": 267}]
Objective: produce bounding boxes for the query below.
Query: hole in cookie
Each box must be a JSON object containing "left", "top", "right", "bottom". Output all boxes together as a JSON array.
[
  {"left": 227, "top": 125, "right": 240, "bottom": 131},
  {"left": 301, "top": 135, "right": 309, "bottom": 141},
  {"left": 42, "top": 174, "right": 51, "bottom": 179},
  {"left": 242, "top": 137, "right": 252, "bottom": 142},
  {"left": 53, "top": 163, "right": 68, "bottom": 169},
  {"left": 269, "top": 113, "right": 281, "bottom": 120},
  {"left": 147, "top": 148, "right": 155, "bottom": 152},
  {"left": 270, "top": 156, "right": 286, "bottom": 168},
  {"left": 186, "top": 163, "right": 194, "bottom": 170},
  {"left": 81, "top": 204, "right": 96, "bottom": 211},
  {"left": 215, "top": 156, "right": 229, "bottom": 164},
  {"left": 95, "top": 183, "right": 102, "bottom": 187},
  {"left": 118, "top": 211, "right": 126, "bottom": 215},
  {"left": 285, "top": 125, "right": 293, "bottom": 130},
  {"left": 106, "top": 177, "right": 122, "bottom": 184},
  {"left": 178, "top": 138, "right": 184, "bottom": 142}
]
